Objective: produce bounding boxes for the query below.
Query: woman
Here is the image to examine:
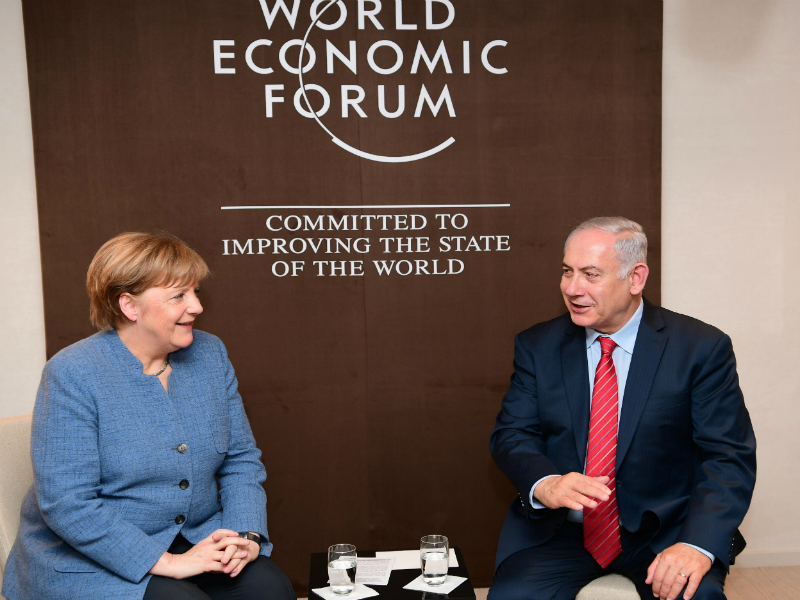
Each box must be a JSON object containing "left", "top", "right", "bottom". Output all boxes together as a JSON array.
[{"left": 2, "top": 232, "right": 295, "bottom": 600}]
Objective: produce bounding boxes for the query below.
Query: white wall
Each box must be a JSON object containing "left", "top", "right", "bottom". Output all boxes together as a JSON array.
[
  {"left": 1, "top": 0, "right": 797, "bottom": 566},
  {"left": 663, "top": 0, "right": 800, "bottom": 566},
  {"left": 0, "top": 0, "right": 45, "bottom": 419}
]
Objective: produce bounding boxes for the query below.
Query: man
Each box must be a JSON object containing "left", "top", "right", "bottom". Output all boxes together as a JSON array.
[{"left": 489, "top": 217, "right": 756, "bottom": 600}]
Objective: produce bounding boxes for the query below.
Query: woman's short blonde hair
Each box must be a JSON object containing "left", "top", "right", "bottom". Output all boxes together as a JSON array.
[{"left": 87, "top": 232, "right": 210, "bottom": 330}]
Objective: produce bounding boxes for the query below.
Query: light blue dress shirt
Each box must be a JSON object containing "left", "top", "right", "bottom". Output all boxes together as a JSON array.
[{"left": 527, "top": 300, "right": 714, "bottom": 562}]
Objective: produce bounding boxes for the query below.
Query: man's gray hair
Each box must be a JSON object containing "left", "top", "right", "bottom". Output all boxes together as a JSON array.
[{"left": 564, "top": 216, "right": 648, "bottom": 278}]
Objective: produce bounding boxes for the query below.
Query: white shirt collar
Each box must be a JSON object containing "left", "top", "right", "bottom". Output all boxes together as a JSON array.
[{"left": 585, "top": 299, "right": 644, "bottom": 354}]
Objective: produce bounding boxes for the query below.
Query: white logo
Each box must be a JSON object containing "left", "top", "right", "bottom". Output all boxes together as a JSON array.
[
  {"left": 298, "top": 0, "right": 455, "bottom": 163},
  {"left": 213, "top": 0, "right": 508, "bottom": 163}
]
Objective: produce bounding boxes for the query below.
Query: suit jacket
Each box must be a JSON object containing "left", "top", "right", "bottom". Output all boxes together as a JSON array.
[
  {"left": 490, "top": 300, "right": 756, "bottom": 572},
  {"left": 2, "top": 329, "right": 271, "bottom": 600}
]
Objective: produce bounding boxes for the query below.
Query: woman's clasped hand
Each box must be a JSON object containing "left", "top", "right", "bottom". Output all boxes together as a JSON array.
[{"left": 149, "top": 530, "right": 258, "bottom": 580}]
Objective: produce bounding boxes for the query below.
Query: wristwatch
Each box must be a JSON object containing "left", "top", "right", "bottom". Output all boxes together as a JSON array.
[{"left": 239, "top": 531, "right": 262, "bottom": 549}]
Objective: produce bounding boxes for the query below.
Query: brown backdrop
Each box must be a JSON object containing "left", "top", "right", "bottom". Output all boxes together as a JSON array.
[{"left": 23, "top": 0, "right": 662, "bottom": 592}]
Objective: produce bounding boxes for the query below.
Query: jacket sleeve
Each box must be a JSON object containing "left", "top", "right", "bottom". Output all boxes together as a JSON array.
[
  {"left": 490, "top": 332, "right": 562, "bottom": 514},
  {"left": 678, "top": 334, "right": 756, "bottom": 567},
  {"left": 213, "top": 338, "right": 272, "bottom": 556},
  {"left": 31, "top": 360, "right": 166, "bottom": 583}
]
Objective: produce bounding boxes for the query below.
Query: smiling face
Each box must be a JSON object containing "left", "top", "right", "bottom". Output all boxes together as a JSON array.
[
  {"left": 122, "top": 283, "right": 203, "bottom": 357},
  {"left": 560, "top": 228, "right": 647, "bottom": 334}
]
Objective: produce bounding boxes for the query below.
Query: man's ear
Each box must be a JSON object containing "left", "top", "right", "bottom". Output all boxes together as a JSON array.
[
  {"left": 118, "top": 293, "right": 138, "bottom": 322},
  {"left": 630, "top": 263, "right": 649, "bottom": 295}
]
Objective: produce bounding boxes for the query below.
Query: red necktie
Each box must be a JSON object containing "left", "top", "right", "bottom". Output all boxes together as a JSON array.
[{"left": 583, "top": 336, "right": 622, "bottom": 568}]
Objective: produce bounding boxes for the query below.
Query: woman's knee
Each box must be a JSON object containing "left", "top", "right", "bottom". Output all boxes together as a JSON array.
[
  {"left": 143, "top": 575, "right": 211, "bottom": 600},
  {"left": 241, "top": 556, "right": 296, "bottom": 600}
]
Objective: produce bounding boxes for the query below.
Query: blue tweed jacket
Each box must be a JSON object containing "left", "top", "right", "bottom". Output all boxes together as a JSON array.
[{"left": 2, "top": 329, "right": 272, "bottom": 600}]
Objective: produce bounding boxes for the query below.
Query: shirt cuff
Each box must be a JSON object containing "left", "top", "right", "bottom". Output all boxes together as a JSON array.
[
  {"left": 529, "top": 474, "right": 560, "bottom": 509},
  {"left": 680, "top": 543, "right": 715, "bottom": 564}
]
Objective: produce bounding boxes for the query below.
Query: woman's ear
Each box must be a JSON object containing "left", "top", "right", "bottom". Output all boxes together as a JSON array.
[{"left": 118, "top": 293, "right": 138, "bottom": 322}]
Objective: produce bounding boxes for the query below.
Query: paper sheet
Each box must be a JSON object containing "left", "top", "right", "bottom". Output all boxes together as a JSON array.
[
  {"left": 373, "top": 550, "right": 459, "bottom": 570},
  {"left": 355, "top": 557, "right": 396, "bottom": 585}
]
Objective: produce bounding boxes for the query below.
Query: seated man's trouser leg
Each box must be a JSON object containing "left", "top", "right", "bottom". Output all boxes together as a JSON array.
[{"left": 488, "top": 521, "right": 727, "bottom": 600}]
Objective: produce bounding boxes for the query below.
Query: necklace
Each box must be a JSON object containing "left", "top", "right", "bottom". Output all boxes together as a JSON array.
[{"left": 149, "top": 355, "right": 170, "bottom": 376}]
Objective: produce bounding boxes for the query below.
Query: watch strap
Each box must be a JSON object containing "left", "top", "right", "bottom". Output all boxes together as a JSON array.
[{"left": 239, "top": 531, "right": 262, "bottom": 548}]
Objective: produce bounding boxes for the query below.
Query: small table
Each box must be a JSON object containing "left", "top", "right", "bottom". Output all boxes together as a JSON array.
[{"left": 308, "top": 547, "right": 477, "bottom": 600}]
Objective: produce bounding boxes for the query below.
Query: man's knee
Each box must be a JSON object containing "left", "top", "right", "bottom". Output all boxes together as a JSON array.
[
  {"left": 489, "top": 577, "right": 584, "bottom": 600},
  {"left": 677, "top": 566, "right": 726, "bottom": 600},
  {"left": 680, "top": 577, "right": 725, "bottom": 600},
  {"left": 489, "top": 550, "right": 594, "bottom": 600},
  {"left": 488, "top": 573, "right": 530, "bottom": 600}
]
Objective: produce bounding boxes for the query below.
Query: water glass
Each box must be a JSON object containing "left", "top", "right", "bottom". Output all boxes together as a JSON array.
[
  {"left": 420, "top": 535, "right": 449, "bottom": 586},
  {"left": 328, "top": 544, "right": 357, "bottom": 595}
]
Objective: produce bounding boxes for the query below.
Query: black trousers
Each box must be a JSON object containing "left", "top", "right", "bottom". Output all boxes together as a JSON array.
[
  {"left": 143, "top": 535, "right": 296, "bottom": 600},
  {"left": 488, "top": 521, "right": 727, "bottom": 600}
]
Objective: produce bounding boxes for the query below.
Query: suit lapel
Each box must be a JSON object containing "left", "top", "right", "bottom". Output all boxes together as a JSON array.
[
  {"left": 616, "top": 301, "right": 667, "bottom": 469},
  {"left": 561, "top": 322, "right": 591, "bottom": 466}
]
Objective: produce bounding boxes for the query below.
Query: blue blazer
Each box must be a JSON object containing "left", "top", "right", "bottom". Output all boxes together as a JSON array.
[
  {"left": 3, "top": 329, "right": 272, "bottom": 600},
  {"left": 490, "top": 300, "right": 756, "bottom": 571}
]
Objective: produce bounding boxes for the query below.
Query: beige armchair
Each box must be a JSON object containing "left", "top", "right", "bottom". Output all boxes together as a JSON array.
[
  {"left": 0, "top": 414, "right": 33, "bottom": 600},
  {"left": 577, "top": 573, "right": 638, "bottom": 599}
]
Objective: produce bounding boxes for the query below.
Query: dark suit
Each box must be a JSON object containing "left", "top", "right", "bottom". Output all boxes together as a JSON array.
[{"left": 490, "top": 300, "right": 756, "bottom": 595}]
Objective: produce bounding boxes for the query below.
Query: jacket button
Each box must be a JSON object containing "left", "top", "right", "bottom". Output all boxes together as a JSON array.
[
  {"left": 177, "top": 443, "right": 188, "bottom": 454},
  {"left": 179, "top": 479, "right": 190, "bottom": 490},
  {"left": 175, "top": 515, "right": 185, "bottom": 525}
]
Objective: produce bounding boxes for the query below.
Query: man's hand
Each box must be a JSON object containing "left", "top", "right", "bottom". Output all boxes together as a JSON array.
[
  {"left": 218, "top": 531, "right": 260, "bottom": 577},
  {"left": 149, "top": 529, "right": 251, "bottom": 579},
  {"left": 645, "top": 544, "right": 712, "bottom": 600},
  {"left": 533, "top": 473, "right": 611, "bottom": 510}
]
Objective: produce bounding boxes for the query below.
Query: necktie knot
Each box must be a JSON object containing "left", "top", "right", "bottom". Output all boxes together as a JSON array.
[{"left": 599, "top": 337, "right": 617, "bottom": 356}]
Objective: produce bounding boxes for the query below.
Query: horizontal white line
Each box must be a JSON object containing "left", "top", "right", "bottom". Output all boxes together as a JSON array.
[{"left": 221, "top": 204, "right": 511, "bottom": 210}]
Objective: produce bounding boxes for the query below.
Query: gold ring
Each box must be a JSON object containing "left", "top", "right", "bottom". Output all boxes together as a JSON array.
[{"left": 679, "top": 573, "right": 688, "bottom": 578}]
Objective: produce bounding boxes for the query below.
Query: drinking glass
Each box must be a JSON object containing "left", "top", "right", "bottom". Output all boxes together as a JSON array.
[
  {"left": 328, "top": 544, "right": 357, "bottom": 595},
  {"left": 420, "top": 535, "right": 449, "bottom": 586}
]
